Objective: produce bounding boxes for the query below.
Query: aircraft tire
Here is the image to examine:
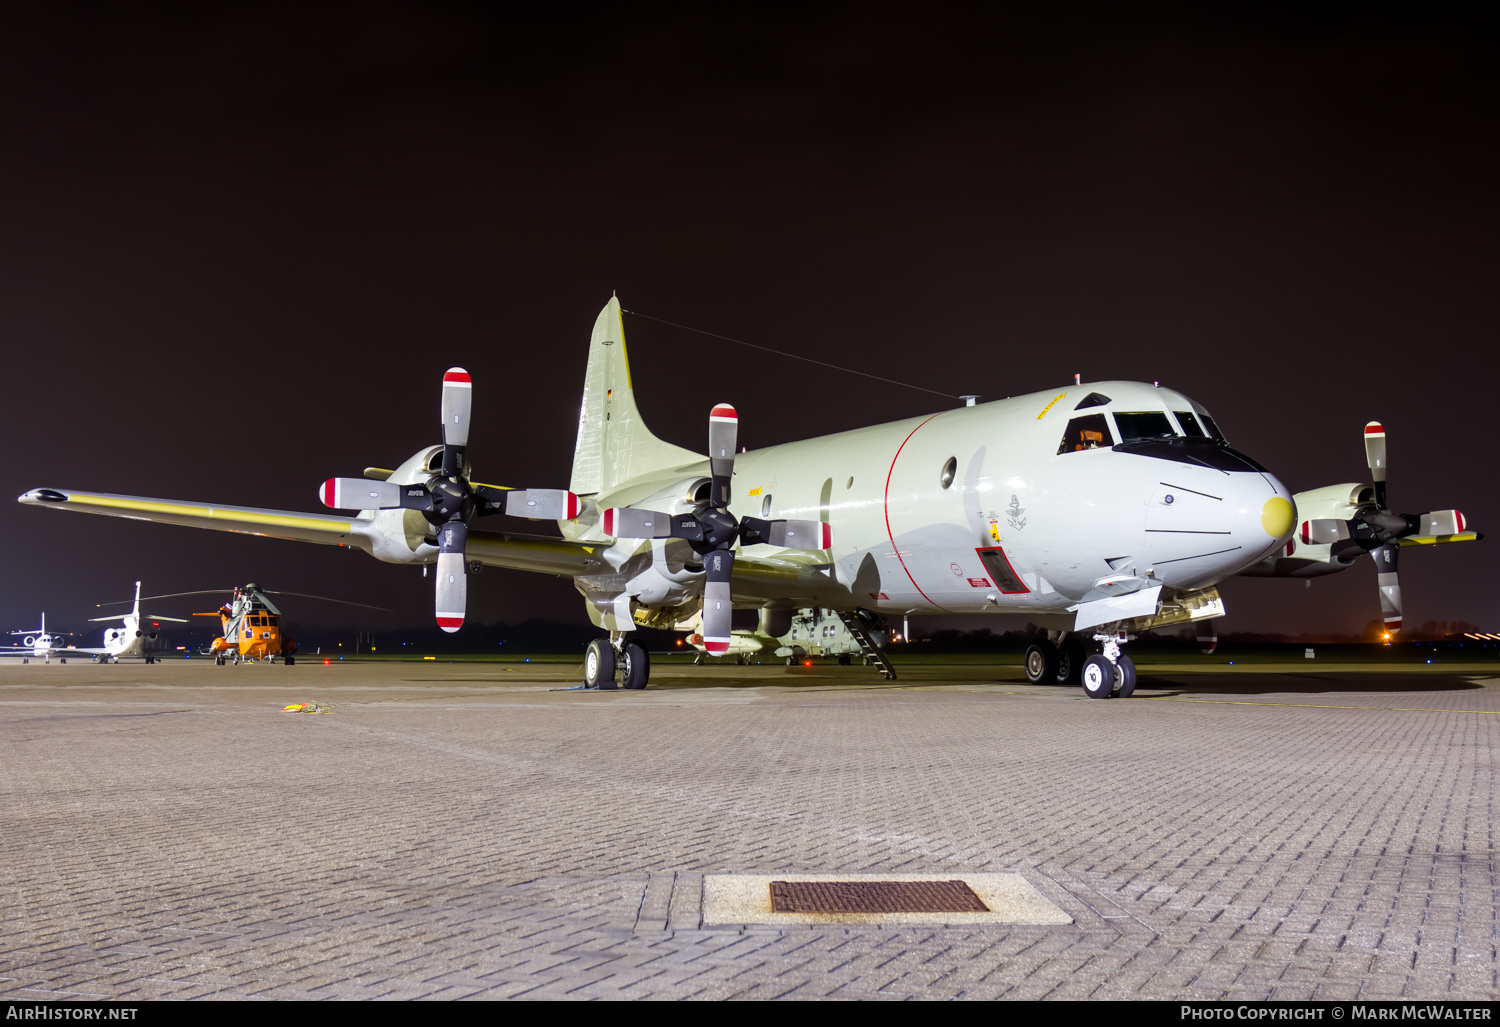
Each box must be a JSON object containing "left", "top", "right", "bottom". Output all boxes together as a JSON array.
[
  {"left": 1081, "top": 655, "right": 1116, "bottom": 699},
  {"left": 285, "top": 656, "right": 296, "bottom": 666},
  {"left": 1057, "top": 638, "right": 1087, "bottom": 686},
  {"left": 1023, "top": 642, "right": 1059, "bottom": 684},
  {"left": 621, "top": 641, "right": 650, "bottom": 689},
  {"left": 1114, "top": 655, "right": 1137, "bottom": 698},
  {"left": 585, "top": 639, "right": 616, "bottom": 689},
  {"left": 838, "top": 654, "right": 851, "bottom": 666}
]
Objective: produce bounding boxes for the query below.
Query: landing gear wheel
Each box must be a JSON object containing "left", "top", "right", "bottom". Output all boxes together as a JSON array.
[
  {"left": 584, "top": 639, "right": 616, "bottom": 689},
  {"left": 285, "top": 656, "right": 296, "bottom": 666},
  {"left": 1081, "top": 655, "right": 1116, "bottom": 699},
  {"left": 838, "top": 654, "right": 851, "bottom": 666},
  {"left": 1023, "top": 642, "right": 1059, "bottom": 684},
  {"left": 786, "top": 656, "right": 797, "bottom": 666},
  {"left": 1113, "top": 654, "right": 1137, "bottom": 698},
  {"left": 1058, "top": 637, "right": 1087, "bottom": 687},
  {"left": 621, "top": 641, "right": 650, "bottom": 690},
  {"left": 693, "top": 653, "right": 705, "bottom": 666}
]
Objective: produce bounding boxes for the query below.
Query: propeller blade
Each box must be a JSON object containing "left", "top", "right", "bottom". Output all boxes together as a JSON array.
[
  {"left": 500, "top": 489, "right": 582, "bottom": 520},
  {"left": 320, "top": 478, "right": 430, "bottom": 511},
  {"left": 1420, "top": 510, "right": 1467, "bottom": 536},
  {"left": 1374, "top": 542, "right": 1401, "bottom": 634},
  {"left": 740, "top": 517, "right": 832, "bottom": 550},
  {"left": 441, "top": 367, "right": 472, "bottom": 478},
  {"left": 435, "top": 521, "right": 468, "bottom": 633},
  {"left": 1364, "top": 421, "right": 1387, "bottom": 510},
  {"left": 702, "top": 549, "right": 734, "bottom": 655},
  {"left": 709, "top": 404, "right": 738, "bottom": 506},
  {"left": 1300, "top": 518, "right": 1351, "bottom": 545},
  {"left": 602, "top": 507, "right": 678, "bottom": 539}
]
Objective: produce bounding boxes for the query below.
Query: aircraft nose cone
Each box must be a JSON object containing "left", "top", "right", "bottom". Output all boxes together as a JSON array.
[{"left": 1261, "top": 495, "right": 1295, "bottom": 539}]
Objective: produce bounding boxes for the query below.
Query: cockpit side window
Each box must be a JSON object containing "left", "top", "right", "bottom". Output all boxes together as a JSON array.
[
  {"left": 1199, "top": 414, "right": 1227, "bottom": 443},
  {"left": 1174, "top": 410, "right": 1208, "bottom": 438},
  {"left": 1113, "top": 411, "right": 1177, "bottom": 442},
  {"left": 1057, "top": 413, "right": 1114, "bottom": 455}
]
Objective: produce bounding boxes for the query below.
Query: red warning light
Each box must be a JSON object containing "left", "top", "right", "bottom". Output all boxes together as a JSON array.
[
  {"left": 324, "top": 659, "right": 331, "bottom": 665},
  {"left": 804, "top": 660, "right": 812, "bottom": 667}
]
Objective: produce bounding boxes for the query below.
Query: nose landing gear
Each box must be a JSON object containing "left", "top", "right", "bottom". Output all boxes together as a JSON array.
[{"left": 1082, "top": 632, "right": 1136, "bottom": 698}]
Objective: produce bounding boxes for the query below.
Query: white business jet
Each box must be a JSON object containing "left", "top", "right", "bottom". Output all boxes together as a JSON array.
[
  {"left": 88, "top": 581, "right": 189, "bottom": 663},
  {"left": 18, "top": 298, "right": 1478, "bottom": 696},
  {"left": 5, "top": 613, "right": 84, "bottom": 663}
]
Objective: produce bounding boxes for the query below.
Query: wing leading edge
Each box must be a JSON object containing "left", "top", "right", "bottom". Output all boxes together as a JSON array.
[{"left": 18, "top": 488, "right": 610, "bottom": 577}]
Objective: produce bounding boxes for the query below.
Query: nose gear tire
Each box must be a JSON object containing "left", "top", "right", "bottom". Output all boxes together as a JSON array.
[
  {"left": 1113, "top": 654, "right": 1137, "bottom": 698},
  {"left": 1081, "top": 654, "right": 1116, "bottom": 699},
  {"left": 621, "top": 640, "right": 650, "bottom": 689},
  {"left": 585, "top": 639, "right": 617, "bottom": 689}
]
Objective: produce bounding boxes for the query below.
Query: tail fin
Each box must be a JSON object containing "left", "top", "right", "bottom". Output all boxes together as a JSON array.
[
  {"left": 131, "top": 581, "right": 141, "bottom": 620},
  {"left": 570, "top": 296, "right": 701, "bottom": 497}
]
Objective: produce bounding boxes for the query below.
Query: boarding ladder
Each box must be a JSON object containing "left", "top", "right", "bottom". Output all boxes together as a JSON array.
[{"left": 837, "top": 609, "right": 897, "bottom": 681}]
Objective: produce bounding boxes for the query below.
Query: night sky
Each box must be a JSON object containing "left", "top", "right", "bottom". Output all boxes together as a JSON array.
[{"left": 1, "top": 4, "right": 1494, "bottom": 640}]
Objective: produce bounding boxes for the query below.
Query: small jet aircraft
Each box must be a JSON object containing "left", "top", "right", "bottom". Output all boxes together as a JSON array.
[
  {"left": 5, "top": 613, "right": 82, "bottom": 663},
  {"left": 18, "top": 297, "right": 1480, "bottom": 696},
  {"left": 88, "top": 580, "right": 188, "bottom": 663}
]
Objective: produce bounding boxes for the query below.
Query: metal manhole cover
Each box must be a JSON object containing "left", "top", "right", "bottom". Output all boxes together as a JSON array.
[{"left": 769, "top": 879, "right": 989, "bottom": 914}]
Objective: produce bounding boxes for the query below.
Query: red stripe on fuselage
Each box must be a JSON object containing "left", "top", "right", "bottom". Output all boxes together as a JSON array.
[{"left": 883, "top": 414, "right": 947, "bottom": 612}]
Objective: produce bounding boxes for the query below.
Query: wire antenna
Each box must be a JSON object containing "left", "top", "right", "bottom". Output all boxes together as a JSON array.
[{"left": 623, "top": 309, "right": 961, "bottom": 400}]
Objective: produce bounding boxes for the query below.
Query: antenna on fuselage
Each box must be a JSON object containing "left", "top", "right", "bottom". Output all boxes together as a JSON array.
[{"left": 960, "top": 395, "right": 979, "bottom": 407}]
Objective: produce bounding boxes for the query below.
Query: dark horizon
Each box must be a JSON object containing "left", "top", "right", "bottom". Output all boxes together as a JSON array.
[{"left": 2, "top": 5, "right": 1495, "bottom": 639}]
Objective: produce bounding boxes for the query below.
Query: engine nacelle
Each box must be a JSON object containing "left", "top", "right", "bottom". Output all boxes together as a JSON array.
[{"left": 1241, "top": 482, "right": 1367, "bottom": 578}]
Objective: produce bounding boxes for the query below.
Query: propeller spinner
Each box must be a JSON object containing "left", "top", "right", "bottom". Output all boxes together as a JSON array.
[
  {"left": 603, "top": 404, "right": 831, "bottom": 655},
  {"left": 319, "top": 367, "right": 580, "bottom": 633}
]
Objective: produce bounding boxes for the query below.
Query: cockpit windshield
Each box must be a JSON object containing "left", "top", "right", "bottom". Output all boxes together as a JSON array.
[
  {"left": 1113, "top": 411, "right": 1177, "bottom": 442},
  {"left": 1057, "top": 413, "right": 1114, "bottom": 455},
  {"left": 1174, "top": 410, "right": 1208, "bottom": 438}
]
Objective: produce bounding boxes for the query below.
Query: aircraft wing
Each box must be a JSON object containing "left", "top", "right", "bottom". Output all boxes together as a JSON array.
[
  {"left": 18, "top": 488, "right": 361, "bottom": 546},
  {"left": 466, "top": 529, "right": 612, "bottom": 576}
]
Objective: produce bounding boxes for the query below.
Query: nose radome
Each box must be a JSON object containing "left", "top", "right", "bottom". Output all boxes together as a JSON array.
[{"left": 1261, "top": 495, "right": 1295, "bottom": 538}]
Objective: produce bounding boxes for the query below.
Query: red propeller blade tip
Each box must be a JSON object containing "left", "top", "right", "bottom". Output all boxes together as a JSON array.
[
  {"left": 710, "top": 404, "right": 737, "bottom": 421},
  {"left": 602, "top": 508, "right": 615, "bottom": 535},
  {"left": 443, "top": 368, "right": 472, "bottom": 385},
  {"left": 436, "top": 615, "right": 464, "bottom": 631},
  {"left": 704, "top": 639, "right": 730, "bottom": 655},
  {"left": 321, "top": 479, "right": 338, "bottom": 507},
  {"left": 1364, "top": 422, "right": 1384, "bottom": 435}
]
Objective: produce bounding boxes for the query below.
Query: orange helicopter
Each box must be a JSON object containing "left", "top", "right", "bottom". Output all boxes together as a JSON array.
[{"left": 135, "top": 584, "right": 385, "bottom": 665}]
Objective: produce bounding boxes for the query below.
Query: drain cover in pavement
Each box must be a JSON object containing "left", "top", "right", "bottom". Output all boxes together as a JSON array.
[{"left": 771, "top": 879, "right": 988, "bottom": 914}]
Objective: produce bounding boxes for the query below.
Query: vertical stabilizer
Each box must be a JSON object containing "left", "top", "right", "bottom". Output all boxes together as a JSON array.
[
  {"left": 131, "top": 581, "right": 141, "bottom": 621},
  {"left": 570, "top": 297, "right": 701, "bottom": 497}
]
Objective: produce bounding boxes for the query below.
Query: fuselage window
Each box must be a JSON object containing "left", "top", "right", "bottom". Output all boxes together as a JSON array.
[
  {"left": 268, "top": 617, "right": 279, "bottom": 627},
  {"left": 761, "top": 493, "right": 772, "bottom": 517},
  {"left": 1174, "top": 411, "right": 1208, "bottom": 438},
  {"left": 1057, "top": 413, "right": 1114, "bottom": 455},
  {"left": 1113, "top": 411, "right": 1177, "bottom": 442},
  {"left": 940, "top": 457, "right": 957, "bottom": 489}
]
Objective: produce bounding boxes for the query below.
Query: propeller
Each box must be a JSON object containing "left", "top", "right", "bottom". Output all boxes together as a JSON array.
[
  {"left": 1298, "top": 421, "right": 1472, "bottom": 637},
  {"left": 601, "top": 404, "right": 832, "bottom": 655},
  {"left": 318, "top": 367, "right": 581, "bottom": 633}
]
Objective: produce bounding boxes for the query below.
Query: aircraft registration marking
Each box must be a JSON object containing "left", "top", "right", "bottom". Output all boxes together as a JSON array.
[{"left": 1036, "top": 393, "right": 1067, "bottom": 419}]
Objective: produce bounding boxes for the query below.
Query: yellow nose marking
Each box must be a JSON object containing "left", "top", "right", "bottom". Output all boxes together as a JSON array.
[{"left": 1261, "top": 496, "right": 1294, "bottom": 538}]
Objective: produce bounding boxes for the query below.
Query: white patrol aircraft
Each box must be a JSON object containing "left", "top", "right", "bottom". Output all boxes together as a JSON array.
[{"left": 18, "top": 298, "right": 1480, "bottom": 696}]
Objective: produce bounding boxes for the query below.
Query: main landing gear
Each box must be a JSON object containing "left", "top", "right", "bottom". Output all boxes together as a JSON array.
[
  {"left": 1024, "top": 631, "right": 1136, "bottom": 698},
  {"left": 584, "top": 636, "right": 651, "bottom": 690}
]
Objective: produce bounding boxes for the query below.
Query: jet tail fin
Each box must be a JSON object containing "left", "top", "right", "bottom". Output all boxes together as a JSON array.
[{"left": 569, "top": 296, "right": 700, "bottom": 497}]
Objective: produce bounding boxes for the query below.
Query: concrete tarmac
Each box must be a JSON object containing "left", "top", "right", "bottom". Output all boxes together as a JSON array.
[{"left": 2, "top": 657, "right": 1498, "bottom": 1001}]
